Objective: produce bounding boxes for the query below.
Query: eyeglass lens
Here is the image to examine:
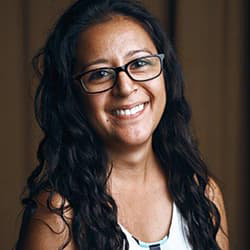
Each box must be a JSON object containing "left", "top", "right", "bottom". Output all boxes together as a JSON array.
[{"left": 80, "top": 55, "right": 163, "bottom": 93}]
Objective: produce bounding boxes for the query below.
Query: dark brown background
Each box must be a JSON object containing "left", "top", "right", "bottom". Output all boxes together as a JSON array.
[{"left": 0, "top": 0, "right": 248, "bottom": 249}]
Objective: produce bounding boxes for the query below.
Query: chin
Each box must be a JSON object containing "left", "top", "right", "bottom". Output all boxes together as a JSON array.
[{"left": 113, "top": 131, "right": 153, "bottom": 148}]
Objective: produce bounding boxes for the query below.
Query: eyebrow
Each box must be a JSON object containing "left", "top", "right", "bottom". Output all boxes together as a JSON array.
[
  {"left": 125, "top": 48, "right": 153, "bottom": 57},
  {"left": 80, "top": 48, "right": 153, "bottom": 72}
]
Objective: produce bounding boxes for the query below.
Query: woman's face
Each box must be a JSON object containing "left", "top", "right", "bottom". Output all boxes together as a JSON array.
[{"left": 75, "top": 16, "right": 166, "bottom": 150}]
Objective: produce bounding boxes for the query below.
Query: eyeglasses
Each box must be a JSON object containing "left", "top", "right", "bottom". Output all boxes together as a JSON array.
[{"left": 74, "top": 53, "right": 165, "bottom": 94}]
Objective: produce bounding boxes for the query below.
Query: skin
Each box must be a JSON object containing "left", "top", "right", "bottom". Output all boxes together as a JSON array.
[
  {"left": 20, "top": 16, "right": 229, "bottom": 250},
  {"left": 75, "top": 16, "right": 167, "bottom": 152},
  {"left": 75, "top": 16, "right": 171, "bottom": 242}
]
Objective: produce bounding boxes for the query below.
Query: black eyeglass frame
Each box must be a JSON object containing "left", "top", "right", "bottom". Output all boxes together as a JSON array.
[{"left": 74, "top": 53, "right": 165, "bottom": 94}]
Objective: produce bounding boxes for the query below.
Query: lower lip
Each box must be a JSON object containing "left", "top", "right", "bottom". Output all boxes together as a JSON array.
[{"left": 112, "top": 102, "right": 148, "bottom": 120}]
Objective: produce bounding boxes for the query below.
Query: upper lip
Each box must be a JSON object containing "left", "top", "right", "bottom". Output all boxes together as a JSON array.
[{"left": 110, "top": 102, "right": 148, "bottom": 112}]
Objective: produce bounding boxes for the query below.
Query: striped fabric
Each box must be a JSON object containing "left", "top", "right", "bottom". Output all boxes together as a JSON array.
[
  {"left": 120, "top": 203, "right": 192, "bottom": 250},
  {"left": 120, "top": 224, "right": 168, "bottom": 250},
  {"left": 132, "top": 234, "right": 168, "bottom": 249}
]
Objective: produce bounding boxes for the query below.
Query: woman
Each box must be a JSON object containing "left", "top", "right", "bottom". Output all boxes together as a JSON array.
[{"left": 16, "top": 0, "right": 229, "bottom": 249}]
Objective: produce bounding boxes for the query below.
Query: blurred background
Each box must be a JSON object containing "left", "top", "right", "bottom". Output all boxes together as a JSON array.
[{"left": 0, "top": 0, "right": 248, "bottom": 249}]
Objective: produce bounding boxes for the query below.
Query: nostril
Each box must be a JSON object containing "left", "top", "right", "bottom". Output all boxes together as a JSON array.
[{"left": 112, "top": 73, "right": 137, "bottom": 96}]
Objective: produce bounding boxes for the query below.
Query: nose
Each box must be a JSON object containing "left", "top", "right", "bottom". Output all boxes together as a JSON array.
[{"left": 112, "top": 71, "right": 137, "bottom": 97}]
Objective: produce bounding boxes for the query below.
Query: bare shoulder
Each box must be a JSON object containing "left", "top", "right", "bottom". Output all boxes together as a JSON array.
[
  {"left": 206, "top": 177, "right": 229, "bottom": 250},
  {"left": 18, "top": 191, "right": 76, "bottom": 250},
  {"left": 35, "top": 191, "right": 73, "bottom": 220}
]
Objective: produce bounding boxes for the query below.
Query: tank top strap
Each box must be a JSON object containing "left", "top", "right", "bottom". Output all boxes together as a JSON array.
[{"left": 120, "top": 203, "right": 192, "bottom": 249}]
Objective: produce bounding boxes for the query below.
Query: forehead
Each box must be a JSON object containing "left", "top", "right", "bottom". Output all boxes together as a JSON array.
[{"left": 75, "top": 16, "right": 157, "bottom": 66}]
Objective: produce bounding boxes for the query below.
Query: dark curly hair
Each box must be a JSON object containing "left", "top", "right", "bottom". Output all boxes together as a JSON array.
[{"left": 16, "top": 0, "right": 221, "bottom": 249}]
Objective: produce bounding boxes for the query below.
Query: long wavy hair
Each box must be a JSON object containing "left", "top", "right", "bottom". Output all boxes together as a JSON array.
[{"left": 16, "top": 0, "right": 221, "bottom": 249}]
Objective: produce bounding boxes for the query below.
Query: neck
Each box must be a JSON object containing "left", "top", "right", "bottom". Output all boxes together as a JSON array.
[{"left": 107, "top": 141, "right": 165, "bottom": 192}]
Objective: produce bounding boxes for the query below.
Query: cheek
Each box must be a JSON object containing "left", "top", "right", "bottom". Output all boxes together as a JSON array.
[
  {"left": 151, "top": 76, "right": 167, "bottom": 104},
  {"left": 82, "top": 95, "right": 108, "bottom": 126},
  {"left": 160, "top": 75, "right": 167, "bottom": 94},
  {"left": 154, "top": 77, "right": 167, "bottom": 121},
  {"left": 160, "top": 77, "right": 167, "bottom": 102}
]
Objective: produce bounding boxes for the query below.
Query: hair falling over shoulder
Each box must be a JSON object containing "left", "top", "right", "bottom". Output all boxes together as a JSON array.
[{"left": 16, "top": 0, "right": 221, "bottom": 249}]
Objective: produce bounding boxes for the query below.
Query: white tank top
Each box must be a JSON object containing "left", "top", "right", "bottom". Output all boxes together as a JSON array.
[{"left": 120, "top": 203, "right": 192, "bottom": 250}]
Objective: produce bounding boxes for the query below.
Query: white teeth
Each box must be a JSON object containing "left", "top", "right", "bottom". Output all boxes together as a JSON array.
[
  {"left": 115, "top": 103, "right": 145, "bottom": 116},
  {"left": 125, "top": 109, "right": 130, "bottom": 115}
]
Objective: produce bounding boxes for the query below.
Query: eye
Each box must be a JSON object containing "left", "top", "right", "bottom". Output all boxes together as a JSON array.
[
  {"left": 130, "top": 58, "right": 152, "bottom": 69},
  {"left": 87, "top": 69, "right": 114, "bottom": 83}
]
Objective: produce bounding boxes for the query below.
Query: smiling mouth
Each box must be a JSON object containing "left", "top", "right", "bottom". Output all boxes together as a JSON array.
[{"left": 112, "top": 102, "right": 148, "bottom": 117}]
